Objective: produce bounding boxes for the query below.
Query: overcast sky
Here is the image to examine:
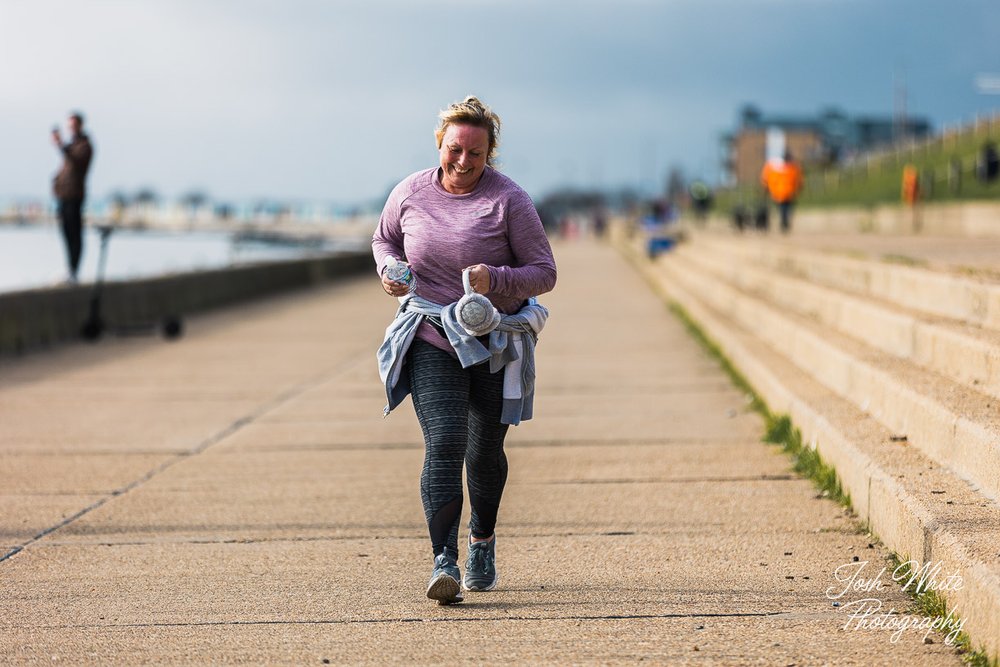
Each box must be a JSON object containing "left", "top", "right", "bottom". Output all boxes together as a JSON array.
[{"left": 2, "top": 0, "right": 998, "bottom": 206}]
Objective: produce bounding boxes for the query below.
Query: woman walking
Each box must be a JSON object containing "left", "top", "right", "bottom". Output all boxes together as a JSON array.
[{"left": 374, "top": 96, "right": 557, "bottom": 604}]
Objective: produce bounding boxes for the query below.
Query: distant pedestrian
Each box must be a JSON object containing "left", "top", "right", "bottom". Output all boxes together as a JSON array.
[
  {"left": 732, "top": 204, "right": 748, "bottom": 232},
  {"left": 977, "top": 141, "right": 999, "bottom": 184},
  {"left": 374, "top": 96, "right": 557, "bottom": 605},
  {"left": 688, "top": 180, "right": 713, "bottom": 221},
  {"left": 51, "top": 112, "right": 94, "bottom": 282},
  {"left": 592, "top": 210, "right": 607, "bottom": 238},
  {"left": 754, "top": 202, "right": 769, "bottom": 232},
  {"left": 901, "top": 164, "right": 920, "bottom": 205},
  {"left": 901, "top": 164, "right": 921, "bottom": 232},
  {"left": 760, "top": 150, "right": 803, "bottom": 233}
]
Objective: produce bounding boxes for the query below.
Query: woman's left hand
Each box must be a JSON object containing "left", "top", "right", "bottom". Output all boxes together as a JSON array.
[{"left": 466, "top": 264, "right": 491, "bottom": 294}]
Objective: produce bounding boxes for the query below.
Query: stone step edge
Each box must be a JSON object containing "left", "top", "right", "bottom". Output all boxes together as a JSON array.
[
  {"left": 616, "top": 237, "right": 1000, "bottom": 660},
  {"left": 662, "top": 248, "right": 1000, "bottom": 504},
  {"left": 675, "top": 241, "right": 1000, "bottom": 402},
  {"left": 693, "top": 231, "right": 1000, "bottom": 331}
]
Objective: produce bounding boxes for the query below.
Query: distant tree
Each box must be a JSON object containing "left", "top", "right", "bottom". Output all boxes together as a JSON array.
[
  {"left": 614, "top": 188, "right": 642, "bottom": 214},
  {"left": 537, "top": 188, "right": 604, "bottom": 223},
  {"left": 133, "top": 188, "right": 159, "bottom": 205},
  {"left": 107, "top": 190, "right": 130, "bottom": 207},
  {"left": 179, "top": 190, "right": 210, "bottom": 210},
  {"left": 214, "top": 203, "right": 234, "bottom": 220},
  {"left": 665, "top": 166, "right": 686, "bottom": 205}
]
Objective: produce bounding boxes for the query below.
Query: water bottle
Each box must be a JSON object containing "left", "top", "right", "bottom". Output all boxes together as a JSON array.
[{"left": 384, "top": 257, "right": 416, "bottom": 293}]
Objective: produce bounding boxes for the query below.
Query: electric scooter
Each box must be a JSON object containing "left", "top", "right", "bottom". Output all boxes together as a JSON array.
[{"left": 80, "top": 225, "right": 184, "bottom": 341}]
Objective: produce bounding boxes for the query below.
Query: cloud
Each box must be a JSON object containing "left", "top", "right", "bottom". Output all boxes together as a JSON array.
[{"left": 1, "top": 0, "right": 998, "bottom": 203}]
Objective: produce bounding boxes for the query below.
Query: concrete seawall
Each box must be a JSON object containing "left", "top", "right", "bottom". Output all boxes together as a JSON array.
[
  {"left": 0, "top": 251, "right": 372, "bottom": 356},
  {"left": 795, "top": 201, "right": 1000, "bottom": 236},
  {"left": 709, "top": 200, "right": 1000, "bottom": 237}
]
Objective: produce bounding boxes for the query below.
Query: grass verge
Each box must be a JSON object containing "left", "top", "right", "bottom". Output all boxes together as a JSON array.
[{"left": 887, "top": 554, "right": 997, "bottom": 666}]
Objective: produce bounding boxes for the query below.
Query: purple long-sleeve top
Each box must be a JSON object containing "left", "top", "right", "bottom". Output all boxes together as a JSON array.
[{"left": 372, "top": 166, "right": 557, "bottom": 355}]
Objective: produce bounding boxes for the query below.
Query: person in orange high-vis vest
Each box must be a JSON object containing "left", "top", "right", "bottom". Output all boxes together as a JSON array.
[
  {"left": 901, "top": 164, "right": 921, "bottom": 231},
  {"left": 901, "top": 164, "right": 920, "bottom": 205},
  {"left": 761, "top": 151, "right": 803, "bottom": 233}
]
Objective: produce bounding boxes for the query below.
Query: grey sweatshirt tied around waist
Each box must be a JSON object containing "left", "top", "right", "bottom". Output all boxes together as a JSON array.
[{"left": 378, "top": 294, "right": 549, "bottom": 426}]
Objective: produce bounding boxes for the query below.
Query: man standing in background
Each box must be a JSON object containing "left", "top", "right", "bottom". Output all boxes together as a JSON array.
[
  {"left": 51, "top": 112, "right": 94, "bottom": 282},
  {"left": 760, "top": 150, "right": 803, "bottom": 233}
]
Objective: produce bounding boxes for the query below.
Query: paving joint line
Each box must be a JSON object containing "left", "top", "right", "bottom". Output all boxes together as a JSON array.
[
  {"left": 22, "top": 526, "right": 812, "bottom": 549},
  {"left": 0, "top": 450, "right": 189, "bottom": 457},
  {"left": 33, "top": 610, "right": 790, "bottom": 631},
  {"left": 216, "top": 436, "right": 763, "bottom": 454},
  {"left": 524, "top": 475, "right": 797, "bottom": 485}
]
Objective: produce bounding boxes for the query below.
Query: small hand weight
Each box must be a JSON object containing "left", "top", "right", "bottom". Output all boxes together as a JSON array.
[{"left": 456, "top": 268, "right": 500, "bottom": 336}]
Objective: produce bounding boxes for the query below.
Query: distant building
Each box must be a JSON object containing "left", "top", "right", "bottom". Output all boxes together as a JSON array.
[{"left": 721, "top": 104, "right": 932, "bottom": 186}]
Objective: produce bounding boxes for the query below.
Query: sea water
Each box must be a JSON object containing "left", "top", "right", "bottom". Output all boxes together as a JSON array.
[{"left": 0, "top": 224, "right": 358, "bottom": 293}]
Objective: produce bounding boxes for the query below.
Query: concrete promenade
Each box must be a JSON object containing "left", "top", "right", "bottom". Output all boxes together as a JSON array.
[{"left": 0, "top": 240, "right": 961, "bottom": 664}]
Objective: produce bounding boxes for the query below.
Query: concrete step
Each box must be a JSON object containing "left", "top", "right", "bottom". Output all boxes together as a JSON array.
[
  {"left": 659, "top": 246, "right": 1000, "bottom": 505},
  {"left": 691, "top": 233, "right": 1000, "bottom": 331},
  {"left": 619, "top": 237, "right": 1000, "bottom": 659},
  {"left": 673, "top": 242, "right": 1000, "bottom": 401}
]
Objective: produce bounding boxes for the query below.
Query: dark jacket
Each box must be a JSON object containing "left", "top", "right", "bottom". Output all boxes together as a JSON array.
[{"left": 53, "top": 133, "right": 93, "bottom": 200}]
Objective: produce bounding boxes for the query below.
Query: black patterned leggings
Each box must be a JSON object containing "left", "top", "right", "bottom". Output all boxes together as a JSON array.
[{"left": 407, "top": 339, "right": 510, "bottom": 560}]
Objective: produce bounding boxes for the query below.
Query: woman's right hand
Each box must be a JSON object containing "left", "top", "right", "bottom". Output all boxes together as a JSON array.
[{"left": 381, "top": 271, "right": 408, "bottom": 297}]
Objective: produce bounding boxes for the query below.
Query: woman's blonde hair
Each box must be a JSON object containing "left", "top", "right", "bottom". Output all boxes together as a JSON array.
[{"left": 435, "top": 96, "right": 501, "bottom": 166}]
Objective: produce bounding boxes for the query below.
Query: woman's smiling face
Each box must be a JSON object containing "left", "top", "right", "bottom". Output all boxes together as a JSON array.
[{"left": 438, "top": 123, "right": 489, "bottom": 195}]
